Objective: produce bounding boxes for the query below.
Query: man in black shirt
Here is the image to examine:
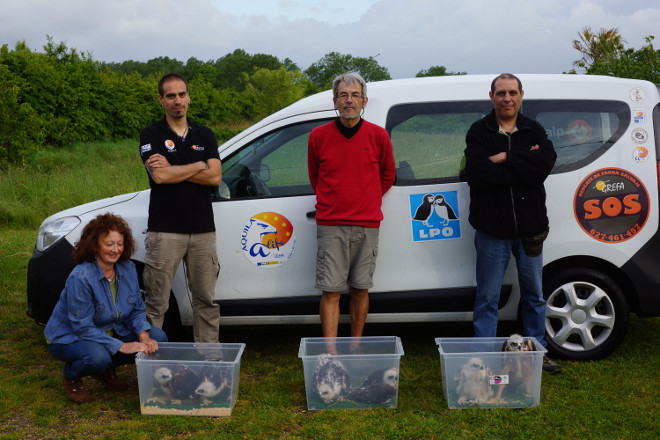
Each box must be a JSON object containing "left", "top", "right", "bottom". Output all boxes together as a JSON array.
[
  {"left": 139, "top": 73, "right": 222, "bottom": 342},
  {"left": 464, "top": 73, "right": 560, "bottom": 374}
]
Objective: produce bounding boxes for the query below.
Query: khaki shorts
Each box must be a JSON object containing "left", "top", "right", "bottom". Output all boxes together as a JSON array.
[{"left": 315, "top": 225, "right": 379, "bottom": 292}]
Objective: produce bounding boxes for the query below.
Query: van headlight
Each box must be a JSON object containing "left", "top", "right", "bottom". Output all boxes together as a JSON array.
[{"left": 36, "top": 216, "right": 81, "bottom": 252}]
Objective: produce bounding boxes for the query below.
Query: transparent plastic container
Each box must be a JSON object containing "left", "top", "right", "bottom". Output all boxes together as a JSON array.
[
  {"left": 298, "top": 336, "right": 404, "bottom": 410},
  {"left": 136, "top": 341, "right": 245, "bottom": 416},
  {"left": 435, "top": 337, "right": 546, "bottom": 408}
]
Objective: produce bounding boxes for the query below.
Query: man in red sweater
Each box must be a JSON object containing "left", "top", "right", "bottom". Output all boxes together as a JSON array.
[{"left": 307, "top": 72, "right": 395, "bottom": 352}]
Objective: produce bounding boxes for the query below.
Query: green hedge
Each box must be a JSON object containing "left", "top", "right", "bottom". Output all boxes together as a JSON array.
[{"left": 0, "top": 40, "right": 312, "bottom": 168}]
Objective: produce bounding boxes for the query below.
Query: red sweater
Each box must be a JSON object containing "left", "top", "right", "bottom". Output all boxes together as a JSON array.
[{"left": 307, "top": 119, "right": 395, "bottom": 227}]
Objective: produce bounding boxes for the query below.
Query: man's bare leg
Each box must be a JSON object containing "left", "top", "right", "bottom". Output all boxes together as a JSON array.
[
  {"left": 320, "top": 291, "right": 341, "bottom": 354},
  {"left": 349, "top": 287, "right": 369, "bottom": 351}
]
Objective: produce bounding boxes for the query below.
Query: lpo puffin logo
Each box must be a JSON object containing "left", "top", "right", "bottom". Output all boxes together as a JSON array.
[
  {"left": 240, "top": 212, "right": 296, "bottom": 267},
  {"left": 574, "top": 168, "right": 649, "bottom": 243},
  {"left": 409, "top": 191, "right": 461, "bottom": 242}
]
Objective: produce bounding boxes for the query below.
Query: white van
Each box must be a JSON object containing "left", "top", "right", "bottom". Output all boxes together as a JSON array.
[{"left": 27, "top": 74, "right": 660, "bottom": 361}]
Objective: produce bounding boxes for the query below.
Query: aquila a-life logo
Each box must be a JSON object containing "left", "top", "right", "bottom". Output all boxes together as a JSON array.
[
  {"left": 241, "top": 212, "right": 296, "bottom": 267},
  {"left": 574, "top": 168, "right": 649, "bottom": 243}
]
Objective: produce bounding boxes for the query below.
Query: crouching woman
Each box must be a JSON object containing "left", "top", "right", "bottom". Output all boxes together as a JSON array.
[{"left": 45, "top": 213, "right": 168, "bottom": 403}]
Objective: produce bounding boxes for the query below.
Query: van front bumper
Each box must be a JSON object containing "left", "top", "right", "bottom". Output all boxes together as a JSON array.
[{"left": 26, "top": 238, "right": 75, "bottom": 325}]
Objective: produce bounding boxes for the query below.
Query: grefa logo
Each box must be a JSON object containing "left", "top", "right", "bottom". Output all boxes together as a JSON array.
[
  {"left": 574, "top": 168, "right": 649, "bottom": 243},
  {"left": 593, "top": 180, "right": 625, "bottom": 193}
]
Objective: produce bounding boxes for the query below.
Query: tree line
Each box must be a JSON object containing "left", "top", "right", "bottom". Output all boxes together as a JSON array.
[{"left": 1, "top": 29, "right": 657, "bottom": 168}]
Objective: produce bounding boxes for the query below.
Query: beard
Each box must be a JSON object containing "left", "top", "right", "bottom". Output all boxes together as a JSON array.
[
  {"left": 339, "top": 106, "right": 360, "bottom": 119},
  {"left": 167, "top": 105, "right": 187, "bottom": 119}
]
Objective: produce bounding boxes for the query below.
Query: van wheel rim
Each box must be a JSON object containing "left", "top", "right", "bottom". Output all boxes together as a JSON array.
[{"left": 545, "top": 281, "right": 615, "bottom": 352}]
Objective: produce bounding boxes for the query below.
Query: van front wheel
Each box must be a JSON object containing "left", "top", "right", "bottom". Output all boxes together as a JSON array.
[{"left": 543, "top": 267, "right": 629, "bottom": 361}]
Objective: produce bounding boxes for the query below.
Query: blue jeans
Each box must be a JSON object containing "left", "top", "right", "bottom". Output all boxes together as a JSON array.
[
  {"left": 48, "top": 327, "right": 168, "bottom": 380},
  {"left": 473, "top": 230, "right": 547, "bottom": 347}
]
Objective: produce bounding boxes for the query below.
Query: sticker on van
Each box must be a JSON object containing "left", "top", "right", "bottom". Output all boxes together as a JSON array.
[
  {"left": 630, "top": 87, "right": 645, "bottom": 102},
  {"left": 631, "top": 128, "right": 649, "bottom": 144},
  {"left": 633, "top": 146, "right": 649, "bottom": 163},
  {"left": 409, "top": 192, "right": 461, "bottom": 242},
  {"left": 574, "top": 168, "right": 650, "bottom": 243},
  {"left": 240, "top": 212, "right": 296, "bottom": 267},
  {"left": 633, "top": 109, "right": 646, "bottom": 123},
  {"left": 567, "top": 119, "right": 593, "bottom": 143}
]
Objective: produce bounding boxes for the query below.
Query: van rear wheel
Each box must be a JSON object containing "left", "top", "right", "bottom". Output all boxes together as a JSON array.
[{"left": 543, "top": 267, "right": 629, "bottom": 360}]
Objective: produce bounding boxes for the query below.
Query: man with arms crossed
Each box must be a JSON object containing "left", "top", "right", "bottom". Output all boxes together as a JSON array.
[
  {"left": 139, "top": 73, "right": 222, "bottom": 343},
  {"left": 464, "top": 73, "right": 560, "bottom": 373}
]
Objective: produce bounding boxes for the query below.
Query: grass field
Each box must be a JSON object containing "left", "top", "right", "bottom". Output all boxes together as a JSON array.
[
  {"left": 0, "top": 142, "right": 659, "bottom": 439},
  {"left": 0, "top": 140, "right": 147, "bottom": 229}
]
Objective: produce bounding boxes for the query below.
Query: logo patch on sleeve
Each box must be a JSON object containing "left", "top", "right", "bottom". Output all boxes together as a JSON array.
[{"left": 140, "top": 144, "right": 152, "bottom": 155}]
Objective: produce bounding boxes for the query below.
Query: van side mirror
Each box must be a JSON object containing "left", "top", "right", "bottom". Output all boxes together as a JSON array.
[{"left": 213, "top": 181, "right": 231, "bottom": 201}]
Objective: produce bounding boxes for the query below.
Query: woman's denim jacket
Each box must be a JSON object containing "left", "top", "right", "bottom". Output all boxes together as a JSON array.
[{"left": 44, "top": 260, "right": 151, "bottom": 354}]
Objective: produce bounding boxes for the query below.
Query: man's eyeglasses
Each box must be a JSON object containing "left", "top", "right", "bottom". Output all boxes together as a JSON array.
[{"left": 337, "top": 92, "right": 363, "bottom": 100}]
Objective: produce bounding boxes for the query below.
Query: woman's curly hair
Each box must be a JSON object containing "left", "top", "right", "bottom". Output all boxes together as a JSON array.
[{"left": 72, "top": 213, "right": 136, "bottom": 264}]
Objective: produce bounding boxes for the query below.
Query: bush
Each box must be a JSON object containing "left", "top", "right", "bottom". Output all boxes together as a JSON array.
[
  {"left": 0, "top": 39, "right": 303, "bottom": 168},
  {"left": 0, "top": 64, "right": 44, "bottom": 167}
]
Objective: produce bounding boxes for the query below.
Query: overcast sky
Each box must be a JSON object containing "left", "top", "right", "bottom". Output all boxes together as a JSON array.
[{"left": 2, "top": 0, "right": 659, "bottom": 79}]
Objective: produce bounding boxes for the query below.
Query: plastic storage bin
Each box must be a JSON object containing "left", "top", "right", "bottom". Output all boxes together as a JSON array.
[
  {"left": 298, "top": 336, "right": 404, "bottom": 410},
  {"left": 136, "top": 341, "right": 245, "bottom": 416},
  {"left": 435, "top": 337, "right": 546, "bottom": 408}
]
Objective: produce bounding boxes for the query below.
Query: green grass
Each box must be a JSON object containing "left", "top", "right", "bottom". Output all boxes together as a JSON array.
[
  {"left": 1, "top": 142, "right": 659, "bottom": 439},
  {"left": 1, "top": 225, "right": 659, "bottom": 439},
  {"left": 0, "top": 140, "right": 148, "bottom": 229}
]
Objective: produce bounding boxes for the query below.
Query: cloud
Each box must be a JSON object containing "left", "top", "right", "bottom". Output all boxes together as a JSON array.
[{"left": 1, "top": 0, "right": 658, "bottom": 79}]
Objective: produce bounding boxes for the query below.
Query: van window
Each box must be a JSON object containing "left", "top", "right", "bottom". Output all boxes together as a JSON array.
[
  {"left": 221, "top": 119, "right": 331, "bottom": 199},
  {"left": 524, "top": 100, "right": 630, "bottom": 173},
  {"left": 387, "top": 101, "right": 492, "bottom": 185},
  {"left": 386, "top": 100, "right": 631, "bottom": 184}
]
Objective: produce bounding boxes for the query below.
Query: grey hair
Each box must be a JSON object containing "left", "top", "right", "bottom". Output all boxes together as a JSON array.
[{"left": 332, "top": 72, "right": 367, "bottom": 98}]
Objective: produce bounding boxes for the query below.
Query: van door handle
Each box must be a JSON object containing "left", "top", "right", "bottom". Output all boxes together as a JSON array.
[{"left": 306, "top": 210, "right": 316, "bottom": 218}]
